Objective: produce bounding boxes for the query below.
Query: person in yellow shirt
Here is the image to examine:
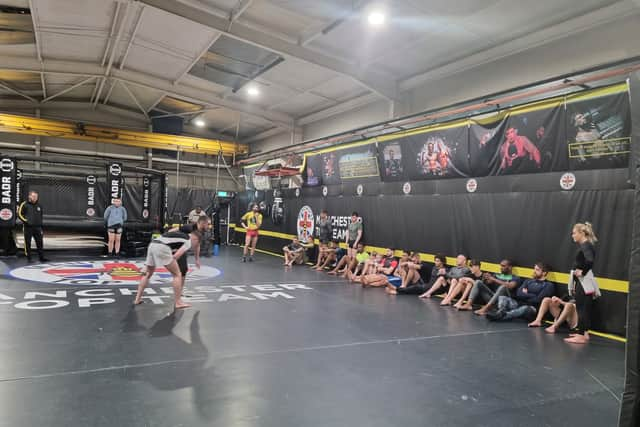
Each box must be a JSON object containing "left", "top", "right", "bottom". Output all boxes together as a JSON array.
[{"left": 241, "top": 203, "right": 262, "bottom": 262}]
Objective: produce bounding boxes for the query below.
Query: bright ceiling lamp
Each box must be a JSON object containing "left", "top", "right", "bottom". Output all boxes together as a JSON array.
[
  {"left": 247, "top": 86, "right": 260, "bottom": 97},
  {"left": 367, "top": 10, "right": 385, "bottom": 26},
  {"left": 194, "top": 118, "right": 205, "bottom": 127}
]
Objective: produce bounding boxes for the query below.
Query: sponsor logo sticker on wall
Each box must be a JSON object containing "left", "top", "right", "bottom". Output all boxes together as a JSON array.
[
  {"left": 10, "top": 260, "right": 221, "bottom": 286},
  {"left": 402, "top": 182, "right": 411, "bottom": 195},
  {"left": 297, "top": 206, "right": 315, "bottom": 243},
  {"left": 356, "top": 184, "right": 364, "bottom": 196},
  {"left": 560, "top": 172, "right": 576, "bottom": 190},
  {"left": 322, "top": 186, "right": 328, "bottom": 197},
  {"left": 466, "top": 179, "right": 478, "bottom": 193}
]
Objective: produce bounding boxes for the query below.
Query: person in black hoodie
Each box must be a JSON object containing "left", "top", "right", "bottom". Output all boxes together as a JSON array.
[{"left": 17, "top": 191, "right": 48, "bottom": 262}]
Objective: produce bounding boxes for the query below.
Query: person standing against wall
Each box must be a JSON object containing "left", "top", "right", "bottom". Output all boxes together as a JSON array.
[
  {"left": 103, "top": 197, "right": 128, "bottom": 258},
  {"left": 241, "top": 203, "right": 262, "bottom": 262},
  {"left": 564, "top": 222, "right": 600, "bottom": 344},
  {"left": 316, "top": 209, "right": 333, "bottom": 262},
  {"left": 17, "top": 191, "right": 48, "bottom": 263},
  {"left": 345, "top": 212, "right": 363, "bottom": 259}
]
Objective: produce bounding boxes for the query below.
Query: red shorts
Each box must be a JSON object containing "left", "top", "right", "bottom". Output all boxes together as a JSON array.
[{"left": 246, "top": 229, "right": 259, "bottom": 238}]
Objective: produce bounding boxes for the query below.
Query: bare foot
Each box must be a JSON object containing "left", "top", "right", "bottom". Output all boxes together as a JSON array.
[
  {"left": 458, "top": 305, "right": 472, "bottom": 311},
  {"left": 419, "top": 293, "right": 431, "bottom": 299},
  {"left": 545, "top": 326, "right": 556, "bottom": 334},
  {"left": 528, "top": 321, "right": 542, "bottom": 328},
  {"left": 328, "top": 271, "right": 337, "bottom": 275},
  {"left": 564, "top": 335, "right": 589, "bottom": 344},
  {"left": 174, "top": 301, "right": 192, "bottom": 309},
  {"left": 440, "top": 300, "right": 451, "bottom": 306},
  {"left": 474, "top": 309, "right": 487, "bottom": 316},
  {"left": 133, "top": 299, "right": 144, "bottom": 305}
]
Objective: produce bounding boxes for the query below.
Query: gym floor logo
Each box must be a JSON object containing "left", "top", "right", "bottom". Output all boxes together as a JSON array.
[{"left": 10, "top": 260, "right": 221, "bottom": 286}]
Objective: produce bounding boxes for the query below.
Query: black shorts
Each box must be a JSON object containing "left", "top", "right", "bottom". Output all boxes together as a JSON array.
[
  {"left": 108, "top": 223, "right": 123, "bottom": 234},
  {"left": 177, "top": 255, "right": 188, "bottom": 276},
  {"left": 348, "top": 240, "right": 357, "bottom": 249}
]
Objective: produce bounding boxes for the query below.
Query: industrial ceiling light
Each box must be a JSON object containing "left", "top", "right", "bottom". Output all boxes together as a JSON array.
[
  {"left": 194, "top": 118, "right": 206, "bottom": 127},
  {"left": 247, "top": 86, "right": 260, "bottom": 97},
  {"left": 367, "top": 11, "right": 385, "bottom": 26}
]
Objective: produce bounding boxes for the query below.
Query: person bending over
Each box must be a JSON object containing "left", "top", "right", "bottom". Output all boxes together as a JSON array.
[
  {"left": 452, "top": 259, "right": 483, "bottom": 310},
  {"left": 283, "top": 238, "right": 305, "bottom": 267},
  {"left": 528, "top": 296, "right": 578, "bottom": 334},
  {"left": 474, "top": 259, "right": 521, "bottom": 316},
  {"left": 134, "top": 217, "right": 207, "bottom": 309},
  {"left": 486, "top": 262, "right": 555, "bottom": 322},
  {"left": 103, "top": 197, "right": 128, "bottom": 258}
]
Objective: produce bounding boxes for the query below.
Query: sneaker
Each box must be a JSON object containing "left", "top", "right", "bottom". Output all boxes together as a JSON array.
[
  {"left": 39, "top": 257, "right": 50, "bottom": 263},
  {"left": 242, "top": 256, "right": 246, "bottom": 263},
  {"left": 26, "top": 257, "right": 33, "bottom": 263},
  {"left": 249, "top": 257, "right": 253, "bottom": 262}
]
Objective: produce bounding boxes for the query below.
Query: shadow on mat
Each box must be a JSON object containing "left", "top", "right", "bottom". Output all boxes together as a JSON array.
[{"left": 120, "top": 309, "right": 220, "bottom": 421}]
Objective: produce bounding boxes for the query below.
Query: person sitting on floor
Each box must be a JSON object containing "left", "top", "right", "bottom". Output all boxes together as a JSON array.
[
  {"left": 387, "top": 252, "right": 430, "bottom": 295},
  {"left": 313, "top": 241, "right": 337, "bottom": 270},
  {"left": 528, "top": 295, "right": 578, "bottom": 334},
  {"left": 457, "top": 260, "right": 501, "bottom": 311},
  {"left": 283, "top": 238, "right": 305, "bottom": 267},
  {"left": 421, "top": 254, "right": 469, "bottom": 300},
  {"left": 358, "top": 248, "right": 399, "bottom": 287},
  {"left": 328, "top": 243, "right": 368, "bottom": 277},
  {"left": 351, "top": 251, "right": 380, "bottom": 281},
  {"left": 486, "top": 262, "right": 555, "bottom": 322},
  {"left": 474, "top": 259, "right": 522, "bottom": 316},
  {"left": 451, "top": 259, "right": 484, "bottom": 310}
]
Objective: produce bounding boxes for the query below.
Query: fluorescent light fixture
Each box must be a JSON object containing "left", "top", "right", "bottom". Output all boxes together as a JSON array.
[
  {"left": 367, "top": 11, "right": 385, "bottom": 26},
  {"left": 247, "top": 86, "right": 260, "bottom": 96},
  {"left": 194, "top": 118, "right": 205, "bottom": 127}
]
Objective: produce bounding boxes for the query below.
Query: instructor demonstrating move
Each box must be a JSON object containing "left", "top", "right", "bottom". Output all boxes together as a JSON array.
[
  {"left": 241, "top": 203, "right": 262, "bottom": 262},
  {"left": 18, "top": 191, "right": 48, "bottom": 263},
  {"left": 103, "top": 197, "right": 128, "bottom": 258},
  {"left": 134, "top": 217, "right": 207, "bottom": 309}
]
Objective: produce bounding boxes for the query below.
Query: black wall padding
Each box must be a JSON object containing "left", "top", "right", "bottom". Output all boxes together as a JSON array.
[{"left": 619, "top": 71, "right": 640, "bottom": 427}]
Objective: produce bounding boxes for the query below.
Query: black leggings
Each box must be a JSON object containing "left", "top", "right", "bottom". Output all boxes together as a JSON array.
[
  {"left": 24, "top": 226, "right": 44, "bottom": 259},
  {"left": 397, "top": 281, "right": 428, "bottom": 295},
  {"left": 574, "top": 276, "right": 593, "bottom": 334}
]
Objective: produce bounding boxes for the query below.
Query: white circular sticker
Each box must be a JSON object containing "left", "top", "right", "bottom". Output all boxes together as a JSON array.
[
  {"left": 322, "top": 186, "right": 328, "bottom": 197},
  {"left": 86, "top": 208, "right": 95, "bottom": 217},
  {"left": 466, "top": 179, "right": 478, "bottom": 193},
  {"left": 0, "top": 208, "right": 13, "bottom": 220},
  {"left": 86, "top": 175, "right": 97, "bottom": 185},
  {"left": 297, "top": 205, "right": 315, "bottom": 243},
  {"left": 142, "top": 208, "right": 149, "bottom": 219},
  {"left": 560, "top": 173, "right": 576, "bottom": 190},
  {"left": 402, "top": 182, "right": 411, "bottom": 195},
  {"left": 0, "top": 158, "right": 14, "bottom": 173},
  {"left": 356, "top": 184, "right": 363, "bottom": 196},
  {"left": 109, "top": 164, "right": 122, "bottom": 176},
  {"left": 10, "top": 260, "right": 222, "bottom": 286},
  {"left": 295, "top": 188, "right": 300, "bottom": 198}
]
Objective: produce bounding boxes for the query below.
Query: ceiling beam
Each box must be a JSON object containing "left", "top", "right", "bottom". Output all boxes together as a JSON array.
[
  {"left": 0, "top": 99, "right": 150, "bottom": 124},
  {"left": 119, "top": 5, "right": 146, "bottom": 70},
  {"left": 0, "top": 56, "right": 295, "bottom": 130},
  {"left": 41, "top": 76, "right": 96, "bottom": 103},
  {"left": 297, "top": 93, "right": 379, "bottom": 126},
  {"left": 150, "top": 107, "right": 219, "bottom": 119},
  {"left": 139, "top": 0, "right": 398, "bottom": 100},
  {"left": 243, "top": 126, "right": 284, "bottom": 143},
  {"left": 173, "top": 32, "right": 222, "bottom": 84},
  {"left": 0, "top": 80, "right": 39, "bottom": 104},
  {"left": 229, "top": 0, "right": 254, "bottom": 28},
  {"left": 298, "top": 0, "right": 370, "bottom": 47},
  {"left": 120, "top": 81, "right": 151, "bottom": 121},
  {"left": 27, "top": 0, "right": 43, "bottom": 62}
]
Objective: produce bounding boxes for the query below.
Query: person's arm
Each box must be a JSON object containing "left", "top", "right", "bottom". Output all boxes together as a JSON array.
[
  {"left": 529, "top": 282, "right": 555, "bottom": 306},
  {"left": 123, "top": 207, "right": 128, "bottom": 223},
  {"left": 354, "top": 228, "right": 362, "bottom": 246},
  {"left": 240, "top": 213, "right": 248, "bottom": 229},
  {"left": 103, "top": 206, "right": 111, "bottom": 223},
  {"left": 380, "top": 260, "right": 398, "bottom": 275},
  {"left": 17, "top": 201, "right": 27, "bottom": 223},
  {"left": 345, "top": 228, "right": 350, "bottom": 244},
  {"left": 506, "top": 278, "right": 520, "bottom": 289},
  {"left": 191, "top": 234, "right": 201, "bottom": 268},
  {"left": 255, "top": 213, "right": 262, "bottom": 229},
  {"left": 172, "top": 240, "right": 192, "bottom": 260}
]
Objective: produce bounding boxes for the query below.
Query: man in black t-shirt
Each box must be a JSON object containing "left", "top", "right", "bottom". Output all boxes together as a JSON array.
[{"left": 134, "top": 217, "right": 207, "bottom": 309}]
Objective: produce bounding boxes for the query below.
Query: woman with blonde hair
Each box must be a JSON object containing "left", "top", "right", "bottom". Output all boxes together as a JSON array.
[{"left": 565, "top": 222, "right": 599, "bottom": 344}]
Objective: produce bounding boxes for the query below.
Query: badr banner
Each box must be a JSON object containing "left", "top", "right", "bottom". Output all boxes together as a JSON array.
[
  {"left": 86, "top": 174, "right": 97, "bottom": 217},
  {"left": 15, "top": 168, "right": 22, "bottom": 204},
  {"left": 141, "top": 176, "right": 151, "bottom": 221},
  {"left": 0, "top": 157, "right": 17, "bottom": 227},
  {"left": 106, "top": 162, "right": 123, "bottom": 203}
]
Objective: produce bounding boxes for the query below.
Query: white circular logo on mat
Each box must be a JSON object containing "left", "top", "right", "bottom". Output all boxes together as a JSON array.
[
  {"left": 10, "top": 260, "right": 221, "bottom": 286},
  {"left": 295, "top": 188, "right": 300, "bottom": 198},
  {"left": 0, "top": 158, "right": 14, "bottom": 173},
  {"left": 466, "top": 179, "right": 478, "bottom": 193},
  {"left": 297, "top": 205, "right": 314, "bottom": 243},
  {"left": 356, "top": 184, "right": 363, "bottom": 196},
  {"left": 322, "top": 186, "right": 328, "bottom": 197},
  {"left": 560, "top": 173, "right": 576, "bottom": 190},
  {"left": 0, "top": 208, "right": 12, "bottom": 220},
  {"left": 86, "top": 208, "right": 95, "bottom": 217},
  {"left": 86, "top": 175, "right": 96, "bottom": 185},
  {"left": 109, "top": 164, "right": 122, "bottom": 176},
  {"left": 402, "top": 182, "right": 411, "bottom": 195}
]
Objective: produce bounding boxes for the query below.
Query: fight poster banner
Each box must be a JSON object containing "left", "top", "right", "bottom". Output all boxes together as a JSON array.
[
  {"left": 142, "top": 176, "right": 151, "bottom": 221},
  {"left": 0, "top": 157, "right": 17, "bottom": 227},
  {"left": 16, "top": 168, "right": 22, "bottom": 204},
  {"left": 401, "top": 124, "right": 470, "bottom": 180},
  {"left": 337, "top": 143, "right": 379, "bottom": 181},
  {"left": 106, "top": 162, "right": 123, "bottom": 203},
  {"left": 303, "top": 154, "right": 322, "bottom": 187},
  {"left": 377, "top": 138, "right": 404, "bottom": 181},
  {"left": 566, "top": 88, "right": 631, "bottom": 170},
  {"left": 86, "top": 175, "right": 97, "bottom": 217}
]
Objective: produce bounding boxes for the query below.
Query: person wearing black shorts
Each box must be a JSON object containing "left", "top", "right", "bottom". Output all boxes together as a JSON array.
[
  {"left": 103, "top": 197, "right": 128, "bottom": 258},
  {"left": 345, "top": 212, "right": 362, "bottom": 260}
]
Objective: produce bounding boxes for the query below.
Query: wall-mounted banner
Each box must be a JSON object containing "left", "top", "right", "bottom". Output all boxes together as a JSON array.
[
  {"left": 303, "top": 154, "right": 322, "bottom": 186},
  {"left": 163, "top": 174, "right": 169, "bottom": 225},
  {"left": 142, "top": 176, "right": 151, "bottom": 221},
  {"left": 337, "top": 144, "right": 379, "bottom": 180},
  {"left": 566, "top": 89, "right": 631, "bottom": 170},
  {"left": 86, "top": 175, "right": 97, "bottom": 217},
  {"left": 0, "top": 157, "right": 17, "bottom": 227},
  {"left": 106, "top": 162, "right": 123, "bottom": 203},
  {"left": 16, "top": 168, "right": 22, "bottom": 204}
]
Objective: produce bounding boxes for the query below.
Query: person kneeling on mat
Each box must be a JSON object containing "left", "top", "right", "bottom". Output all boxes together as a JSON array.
[
  {"left": 103, "top": 197, "right": 128, "bottom": 258},
  {"left": 134, "top": 217, "right": 207, "bottom": 309}
]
